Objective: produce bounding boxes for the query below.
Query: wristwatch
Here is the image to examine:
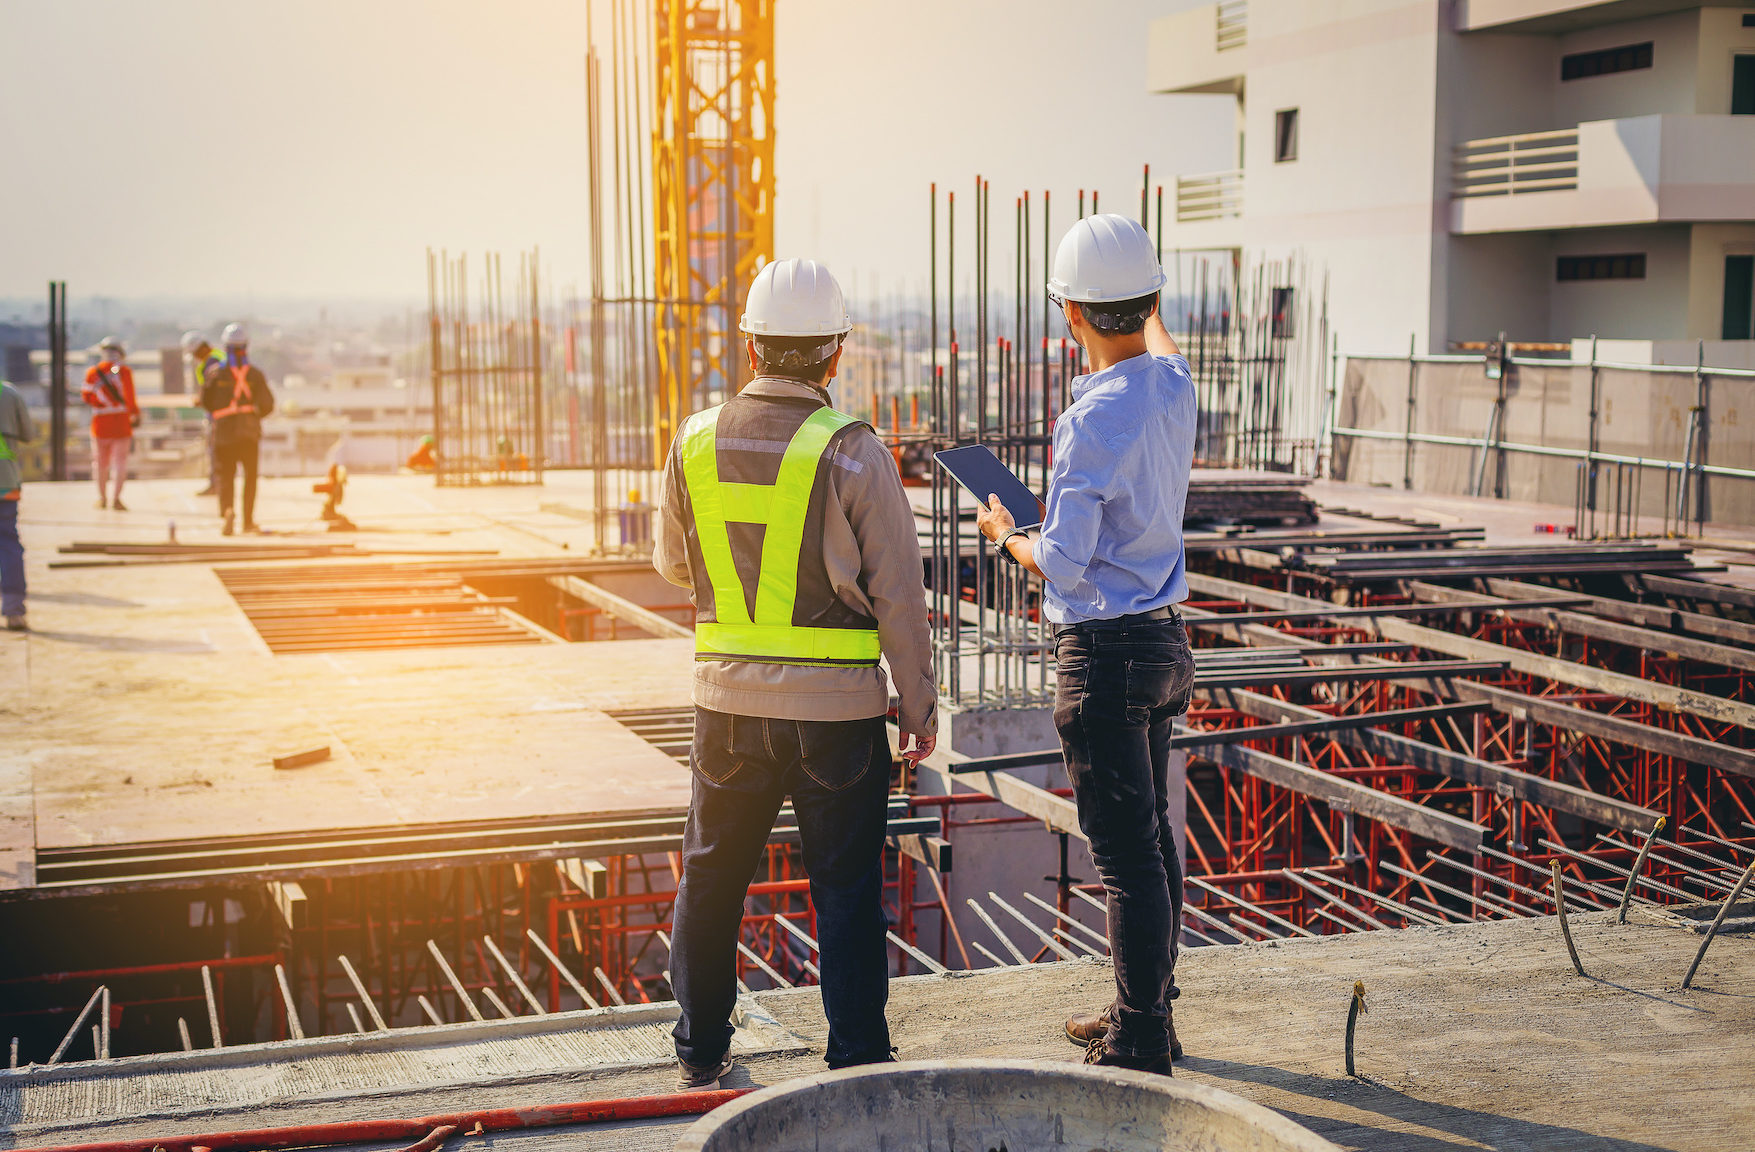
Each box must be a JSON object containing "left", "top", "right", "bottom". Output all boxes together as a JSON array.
[{"left": 994, "top": 527, "right": 1031, "bottom": 565}]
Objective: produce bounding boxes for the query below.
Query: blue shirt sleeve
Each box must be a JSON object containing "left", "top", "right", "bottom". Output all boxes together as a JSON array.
[{"left": 1031, "top": 412, "right": 1117, "bottom": 591}]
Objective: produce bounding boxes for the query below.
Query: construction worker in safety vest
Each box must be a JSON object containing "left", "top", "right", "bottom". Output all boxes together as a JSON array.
[
  {"left": 977, "top": 215, "right": 1197, "bottom": 1076},
  {"left": 182, "top": 330, "right": 226, "bottom": 496},
  {"left": 0, "top": 376, "right": 37, "bottom": 631},
  {"left": 82, "top": 337, "right": 140, "bottom": 510},
  {"left": 655, "top": 258, "right": 936, "bottom": 1086},
  {"left": 201, "top": 322, "right": 275, "bottom": 535}
]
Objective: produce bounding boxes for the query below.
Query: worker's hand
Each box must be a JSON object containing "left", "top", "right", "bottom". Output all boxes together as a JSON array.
[
  {"left": 976, "top": 493, "right": 1015, "bottom": 543},
  {"left": 899, "top": 730, "right": 936, "bottom": 769}
]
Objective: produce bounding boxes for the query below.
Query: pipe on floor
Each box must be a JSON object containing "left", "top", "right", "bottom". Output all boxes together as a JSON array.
[{"left": 7, "top": 1088, "right": 753, "bottom": 1152}]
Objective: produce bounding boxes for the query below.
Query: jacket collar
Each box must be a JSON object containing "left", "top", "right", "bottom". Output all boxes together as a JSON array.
[{"left": 740, "top": 376, "right": 832, "bottom": 407}]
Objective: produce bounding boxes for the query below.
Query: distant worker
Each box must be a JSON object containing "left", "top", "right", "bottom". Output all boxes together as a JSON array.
[
  {"left": 655, "top": 259, "right": 936, "bottom": 1085},
  {"left": 201, "top": 322, "right": 275, "bottom": 535},
  {"left": 181, "top": 330, "right": 225, "bottom": 496},
  {"left": 406, "top": 433, "right": 437, "bottom": 472},
  {"left": 82, "top": 336, "right": 140, "bottom": 510},
  {"left": 977, "top": 215, "right": 1197, "bottom": 1076},
  {"left": 0, "top": 376, "right": 37, "bottom": 632}
]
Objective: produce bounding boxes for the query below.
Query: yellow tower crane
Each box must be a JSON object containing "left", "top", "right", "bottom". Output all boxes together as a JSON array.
[{"left": 650, "top": 0, "right": 775, "bottom": 467}]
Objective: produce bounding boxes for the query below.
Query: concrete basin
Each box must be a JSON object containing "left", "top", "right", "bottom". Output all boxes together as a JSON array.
[{"left": 674, "top": 1058, "right": 1342, "bottom": 1151}]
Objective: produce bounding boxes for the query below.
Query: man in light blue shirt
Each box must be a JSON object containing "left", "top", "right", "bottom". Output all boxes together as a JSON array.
[{"left": 978, "top": 214, "right": 1196, "bottom": 1076}]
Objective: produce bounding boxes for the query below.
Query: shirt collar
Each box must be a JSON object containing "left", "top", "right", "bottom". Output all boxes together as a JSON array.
[
  {"left": 740, "top": 376, "right": 832, "bottom": 406},
  {"left": 1070, "top": 350, "right": 1156, "bottom": 403}
]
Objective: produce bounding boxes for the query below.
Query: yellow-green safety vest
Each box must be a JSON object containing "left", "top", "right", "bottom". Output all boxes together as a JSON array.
[{"left": 680, "top": 403, "right": 882, "bottom": 666}]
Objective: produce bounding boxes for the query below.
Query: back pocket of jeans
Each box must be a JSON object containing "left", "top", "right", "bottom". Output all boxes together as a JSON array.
[
  {"left": 797, "top": 719, "right": 878, "bottom": 792},
  {"left": 691, "top": 710, "right": 747, "bottom": 785}
]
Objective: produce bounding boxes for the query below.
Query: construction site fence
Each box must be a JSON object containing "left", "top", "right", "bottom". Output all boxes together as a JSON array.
[{"left": 1330, "top": 351, "right": 1755, "bottom": 535}]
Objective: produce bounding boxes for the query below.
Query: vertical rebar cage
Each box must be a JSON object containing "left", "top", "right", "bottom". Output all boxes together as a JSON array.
[{"left": 426, "top": 249, "right": 545, "bottom": 488}]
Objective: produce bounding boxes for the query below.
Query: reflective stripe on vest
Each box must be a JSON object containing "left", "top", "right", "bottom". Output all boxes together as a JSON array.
[
  {"left": 212, "top": 365, "right": 257, "bottom": 419},
  {"left": 0, "top": 429, "right": 14, "bottom": 463},
  {"left": 681, "top": 403, "right": 881, "bottom": 666}
]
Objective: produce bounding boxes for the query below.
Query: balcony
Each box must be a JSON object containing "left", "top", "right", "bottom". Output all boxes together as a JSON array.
[
  {"left": 1455, "top": 0, "right": 1701, "bottom": 33},
  {"left": 1451, "top": 115, "right": 1755, "bottom": 234},
  {"left": 1176, "top": 169, "right": 1244, "bottom": 223},
  {"left": 1147, "top": 1, "right": 1247, "bottom": 97}
]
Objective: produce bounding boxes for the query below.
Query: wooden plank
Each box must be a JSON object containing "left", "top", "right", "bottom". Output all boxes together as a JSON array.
[
  {"left": 918, "top": 751, "right": 1083, "bottom": 839},
  {"left": 1214, "top": 690, "right": 1663, "bottom": 832},
  {"left": 549, "top": 575, "right": 695, "bottom": 641},
  {"left": 1171, "top": 703, "right": 1488, "bottom": 749},
  {"left": 1407, "top": 581, "right": 1755, "bottom": 675},
  {"left": 1207, "top": 743, "right": 1485, "bottom": 852},
  {"left": 1638, "top": 573, "right": 1755, "bottom": 611},
  {"left": 1183, "top": 573, "right": 1755, "bottom": 732},
  {"left": 1485, "top": 577, "right": 1755, "bottom": 648},
  {"left": 1453, "top": 682, "right": 1755, "bottom": 781}
]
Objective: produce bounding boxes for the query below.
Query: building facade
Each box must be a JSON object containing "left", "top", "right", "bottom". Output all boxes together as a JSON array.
[{"left": 1150, "top": 0, "right": 1755, "bottom": 364}]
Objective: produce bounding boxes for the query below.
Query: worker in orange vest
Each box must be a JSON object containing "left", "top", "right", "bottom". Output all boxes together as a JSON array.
[
  {"left": 82, "top": 337, "right": 140, "bottom": 510},
  {"left": 200, "top": 323, "right": 275, "bottom": 535}
]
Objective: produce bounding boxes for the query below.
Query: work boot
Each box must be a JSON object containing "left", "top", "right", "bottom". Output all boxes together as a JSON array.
[
  {"left": 94, "top": 497, "right": 107, "bottom": 510},
  {"left": 1066, "top": 1005, "right": 1182, "bottom": 1061},
  {"left": 677, "top": 1054, "right": 733, "bottom": 1090},
  {"left": 196, "top": 485, "right": 216, "bottom": 496},
  {"left": 110, "top": 497, "right": 127, "bottom": 512},
  {"left": 1082, "top": 1035, "right": 1172, "bottom": 1076},
  {"left": 243, "top": 520, "right": 260, "bottom": 534},
  {"left": 3, "top": 615, "right": 26, "bottom": 633},
  {"left": 222, "top": 512, "right": 235, "bottom": 536}
]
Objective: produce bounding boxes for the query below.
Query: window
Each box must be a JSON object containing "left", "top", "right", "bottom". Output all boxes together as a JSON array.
[
  {"left": 1561, "top": 41, "right": 1652, "bottom": 81},
  {"left": 1735, "top": 55, "right": 1755, "bottom": 115},
  {"left": 1557, "top": 253, "right": 1646, "bottom": 281},
  {"left": 1725, "top": 255, "right": 1755, "bottom": 341},
  {"left": 1270, "top": 287, "right": 1296, "bottom": 338},
  {"left": 1744, "top": 13, "right": 1755, "bottom": 25},
  {"left": 1274, "top": 109, "right": 1299, "bottom": 162}
]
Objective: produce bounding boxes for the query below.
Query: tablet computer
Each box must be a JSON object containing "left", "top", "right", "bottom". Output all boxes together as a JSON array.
[{"left": 933, "top": 444, "right": 1045, "bottom": 529}]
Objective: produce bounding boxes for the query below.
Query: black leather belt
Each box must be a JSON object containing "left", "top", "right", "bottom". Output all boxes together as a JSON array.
[{"left": 1055, "top": 606, "right": 1181, "bottom": 635}]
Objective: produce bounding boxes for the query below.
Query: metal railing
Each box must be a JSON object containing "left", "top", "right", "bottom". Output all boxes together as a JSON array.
[
  {"left": 1453, "top": 128, "right": 1579, "bottom": 198},
  {"left": 1176, "top": 168, "right": 1243, "bottom": 223},
  {"left": 1217, "top": 0, "right": 1247, "bottom": 50}
]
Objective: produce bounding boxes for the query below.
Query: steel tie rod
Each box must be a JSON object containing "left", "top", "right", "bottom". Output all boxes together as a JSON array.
[
  {"left": 965, "top": 898, "right": 1032, "bottom": 964},
  {"left": 1537, "top": 839, "right": 1698, "bottom": 902},
  {"left": 482, "top": 936, "right": 546, "bottom": 1015},
  {"left": 1187, "top": 876, "right": 1317, "bottom": 938},
  {"left": 770, "top": 915, "right": 822, "bottom": 979},
  {"left": 1020, "top": 890, "right": 1111, "bottom": 953},
  {"left": 337, "top": 955, "right": 389, "bottom": 1030},
  {"left": 525, "top": 928, "right": 601, "bottom": 1009},
  {"left": 1426, "top": 852, "right": 1590, "bottom": 915},
  {"left": 1278, "top": 869, "right": 1393, "bottom": 931},
  {"left": 426, "top": 939, "right": 485, "bottom": 1022},
  {"left": 988, "top": 892, "right": 1083, "bottom": 961},
  {"left": 1384, "top": 860, "right": 1532, "bottom": 919}
]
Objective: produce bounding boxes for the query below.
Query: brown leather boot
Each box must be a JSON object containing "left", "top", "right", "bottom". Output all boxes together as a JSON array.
[
  {"left": 1065, "top": 1005, "right": 1183, "bottom": 1060},
  {"left": 1081, "top": 1035, "right": 1172, "bottom": 1076}
]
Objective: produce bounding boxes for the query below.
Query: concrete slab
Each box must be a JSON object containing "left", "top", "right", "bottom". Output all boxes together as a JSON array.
[{"left": 3, "top": 909, "right": 1748, "bottom": 1152}]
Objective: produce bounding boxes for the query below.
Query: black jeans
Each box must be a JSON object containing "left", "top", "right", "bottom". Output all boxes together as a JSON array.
[
  {"left": 1053, "top": 615, "right": 1196, "bottom": 1058},
  {"left": 671, "top": 706, "right": 893, "bottom": 1069},
  {"left": 216, "top": 438, "right": 259, "bottom": 523}
]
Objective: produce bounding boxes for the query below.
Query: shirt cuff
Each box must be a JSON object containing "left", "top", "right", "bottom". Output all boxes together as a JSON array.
[{"left": 1032, "top": 535, "right": 1089, "bottom": 591}]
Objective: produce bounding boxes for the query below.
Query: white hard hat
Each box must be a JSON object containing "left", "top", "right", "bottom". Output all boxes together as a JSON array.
[
  {"left": 180, "top": 330, "right": 208, "bottom": 355},
  {"left": 98, "top": 335, "right": 125, "bottom": 354},
  {"left": 221, "top": 322, "right": 249, "bottom": 347},
  {"left": 740, "top": 259, "right": 852, "bottom": 337},
  {"left": 1046, "top": 214, "right": 1167, "bottom": 304}
]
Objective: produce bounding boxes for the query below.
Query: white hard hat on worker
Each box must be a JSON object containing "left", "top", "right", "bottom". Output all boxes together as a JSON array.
[
  {"left": 740, "top": 258, "right": 851, "bottom": 380},
  {"left": 1047, "top": 213, "right": 1166, "bottom": 304}
]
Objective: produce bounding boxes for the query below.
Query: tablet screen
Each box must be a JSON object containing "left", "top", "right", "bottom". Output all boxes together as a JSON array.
[{"left": 933, "top": 444, "right": 1044, "bottom": 529}]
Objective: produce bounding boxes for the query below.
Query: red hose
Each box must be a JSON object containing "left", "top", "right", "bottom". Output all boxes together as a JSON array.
[{"left": 8, "top": 1089, "right": 752, "bottom": 1152}]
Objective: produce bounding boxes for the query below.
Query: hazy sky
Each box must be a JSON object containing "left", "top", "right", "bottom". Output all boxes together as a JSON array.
[{"left": 0, "top": 0, "right": 1229, "bottom": 305}]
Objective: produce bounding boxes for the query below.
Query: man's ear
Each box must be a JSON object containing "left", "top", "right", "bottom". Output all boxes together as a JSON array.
[
  {"left": 823, "top": 340, "right": 847, "bottom": 381},
  {"left": 745, "top": 338, "right": 760, "bottom": 375}
]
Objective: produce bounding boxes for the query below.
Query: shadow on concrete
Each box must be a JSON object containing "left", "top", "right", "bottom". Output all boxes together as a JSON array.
[
  {"left": 28, "top": 592, "right": 140, "bottom": 608},
  {"left": 27, "top": 630, "right": 213, "bottom": 654},
  {"left": 1183, "top": 1056, "right": 1678, "bottom": 1152}
]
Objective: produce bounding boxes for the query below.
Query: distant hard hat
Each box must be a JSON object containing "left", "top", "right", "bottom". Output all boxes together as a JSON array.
[
  {"left": 221, "top": 322, "right": 249, "bottom": 347},
  {"left": 1046, "top": 214, "right": 1167, "bottom": 305},
  {"left": 740, "top": 259, "right": 852, "bottom": 338},
  {"left": 180, "top": 330, "right": 209, "bottom": 355},
  {"left": 98, "top": 335, "right": 124, "bottom": 354}
]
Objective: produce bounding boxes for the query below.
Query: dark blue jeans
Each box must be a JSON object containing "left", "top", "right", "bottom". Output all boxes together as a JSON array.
[
  {"left": 1053, "top": 615, "right": 1196, "bottom": 1058},
  {"left": 671, "top": 706, "right": 892, "bottom": 1069},
  {"left": 0, "top": 500, "right": 23, "bottom": 617}
]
